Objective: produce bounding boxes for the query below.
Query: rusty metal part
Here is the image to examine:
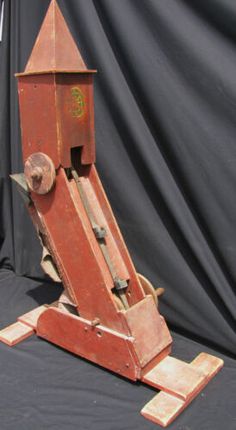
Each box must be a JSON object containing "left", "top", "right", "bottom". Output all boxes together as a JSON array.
[
  {"left": 24, "top": 152, "right": 55, "bottom": 195},
  {"left": 113, "top": 293, "right": 125, "bottom": 310},
  {"left": 116, "top": 289, "right": 129, "bottom": 310},
  {"left": 71, "top": 168, "right": 129, "bottom": 310}
]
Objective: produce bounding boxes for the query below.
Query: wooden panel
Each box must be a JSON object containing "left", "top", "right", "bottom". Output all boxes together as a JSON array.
[
  {"left": 88, "top": 166, "right": 146, "bottom": 305},
  {"left": 18, "top": 75, "right": 60, "bottom": 166},
  {"left": 24, "top": 0, "right": 88, "bottom": 73},
  {"left": 123, "top": 296, "right": 172, "bottom": 367},
  {"left": 32, "top": 168, "right": 129, "bottom": 334},
  {"left": 80, "top": 176, "right": 129, "bottom": 282},
  {"left": 37, "top": 307, "right": 139, "bottom": 380},
  {"left": 56, "top": 74, "right": 95, "bottom": 166}
]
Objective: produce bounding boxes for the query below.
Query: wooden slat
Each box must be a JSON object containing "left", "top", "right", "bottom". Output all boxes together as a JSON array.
[{"left": 0, "top": 322, "right": 34, "bottom": 346}]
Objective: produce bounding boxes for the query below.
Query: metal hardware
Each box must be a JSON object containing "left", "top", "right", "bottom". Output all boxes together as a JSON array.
[
  {"left": 24, "top": 152, "right": 56, "bottom": 195},
  {"left": 114, "top": 278, "right": 128, "bottom": 291},
  {"left": 71, "top": 168, "right": 129, "bottom": 309},
  {"left": 91, "top": 318, "right": 100, "bottom": 327},
  {"left": 93, "top": 225, "right": 106, "bottom": 239}
]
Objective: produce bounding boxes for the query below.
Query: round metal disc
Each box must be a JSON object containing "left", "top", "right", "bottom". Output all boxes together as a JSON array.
[{"left": 24, "top": 152, "right": 56, "bottom": 195}]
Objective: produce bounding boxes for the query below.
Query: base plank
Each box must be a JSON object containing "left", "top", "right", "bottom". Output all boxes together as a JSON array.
[
  {"left": 141, "top": 353, "right": 223, "bottom": 427},
  {"left": 0, "top": 321, "right": 34, "bottom": 346}
]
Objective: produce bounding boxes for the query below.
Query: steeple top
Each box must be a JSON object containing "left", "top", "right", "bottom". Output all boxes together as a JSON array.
[{"left": 20, "top": 0, "right": 95, "bottom": 75}]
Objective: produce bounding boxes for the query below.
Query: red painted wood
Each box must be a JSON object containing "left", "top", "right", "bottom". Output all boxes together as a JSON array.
[
  {"left": 24, "top": 0, "right": 88, "bottom": 73},
  {"left": 18, "top": 73, "right": 95, "bottom": 168},
  {"left": 18, "top": 74, "right": 60, "bottom": 166},
  {"left": 87, "top": 165, "right": 146, "bottom": 305},
  {"left": 16, "top": 0, "right": 173, "bottom": 367},
  {"left": 78, "top": 175, "right": 130, "bottom": 283},
  {"left": 122, "top": 296, "right": 172, "bottom": 368},
  {"left": 141, "top": 353, "right": 224, "bottom": 427},
  {"left": 37, "top": 307, "right": 139, "bottom": 380},
  {"left": 5, "top": 2, "right": 224, "bottom": 427},
  {"left": 32, "top": 168, "right": 129, "bottom": 334},
  {"left": 55, "top": 73, "right": 95, "bottom": 165}
]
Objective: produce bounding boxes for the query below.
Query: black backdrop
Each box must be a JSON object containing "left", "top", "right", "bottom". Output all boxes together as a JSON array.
[{"left": 0, "top": 1, "right": 236, "bottom": 429}]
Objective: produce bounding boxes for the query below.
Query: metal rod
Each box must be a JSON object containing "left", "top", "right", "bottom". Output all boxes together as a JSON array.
[{"left": 71, "top": 168, "right": 129, "bottom": 309}]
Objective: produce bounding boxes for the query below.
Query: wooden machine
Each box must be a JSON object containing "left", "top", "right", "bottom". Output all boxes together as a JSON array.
[{"left": 0, "top": 1, "right": 223, "bottom": 426}]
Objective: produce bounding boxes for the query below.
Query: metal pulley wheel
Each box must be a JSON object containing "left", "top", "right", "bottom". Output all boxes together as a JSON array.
[
  {"left": 138, "top": 273, "right": 164, "bottom": 306},
  {"left": 24, "top": 152, "right": 56, "bottom": 195}
]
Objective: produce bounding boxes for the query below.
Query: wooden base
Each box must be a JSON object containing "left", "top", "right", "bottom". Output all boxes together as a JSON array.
[
  {"left": 18, "top": 304, "right": 48, "bottom": 328},
  {"left": 36, "top": 306, "right": 139, "bottom": 380},
  {"left": 0, "top": 305, "right": 48, "bottom": 346},
  {"left": 141, "top": 353, "right": 224, "bottom": 427},
  {"left": 0, "top": 321, "right": 34, "bottom": 346},
  {"left": 0, "top": 305, "right": 224, "bottom": 427}
]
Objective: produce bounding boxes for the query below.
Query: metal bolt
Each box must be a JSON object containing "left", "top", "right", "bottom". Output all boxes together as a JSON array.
[
  {"left": 31, "top": 166, "right": 43, "bottom": 182},
  {"left": 91, "top": 317, "right": 100, "bottom": 327}
]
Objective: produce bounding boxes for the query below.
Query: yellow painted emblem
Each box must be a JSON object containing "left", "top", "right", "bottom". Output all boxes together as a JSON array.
[{"left": 70, "top": 87, "right": 85, "bottom": 118}]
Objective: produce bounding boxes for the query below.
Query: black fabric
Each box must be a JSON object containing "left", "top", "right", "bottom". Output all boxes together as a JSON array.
[{"left": 0, "top": 1, "right": 236, "bottom": 428}]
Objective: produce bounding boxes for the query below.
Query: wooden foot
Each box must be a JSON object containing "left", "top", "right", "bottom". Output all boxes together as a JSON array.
[
  {"left": 0, "top": 321, "right": 34, "bottom": 346},
  {"left": 0, "top": 304, "right": 48, "bottom": 346},
  {"left": 141, "top": 353, "right": 223, "bottom": 427},
  {"left": 18, "top": 304, "right": 48, "bottom": 328}
]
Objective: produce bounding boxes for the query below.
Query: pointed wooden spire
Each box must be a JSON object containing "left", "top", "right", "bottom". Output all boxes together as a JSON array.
[{"left": 25, "top": 0, "right": 90, "bottom": 73}]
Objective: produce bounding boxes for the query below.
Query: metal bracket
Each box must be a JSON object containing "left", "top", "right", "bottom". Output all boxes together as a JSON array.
[{"left": 92, "top": 224, "right": 106, "bottom": 239}]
